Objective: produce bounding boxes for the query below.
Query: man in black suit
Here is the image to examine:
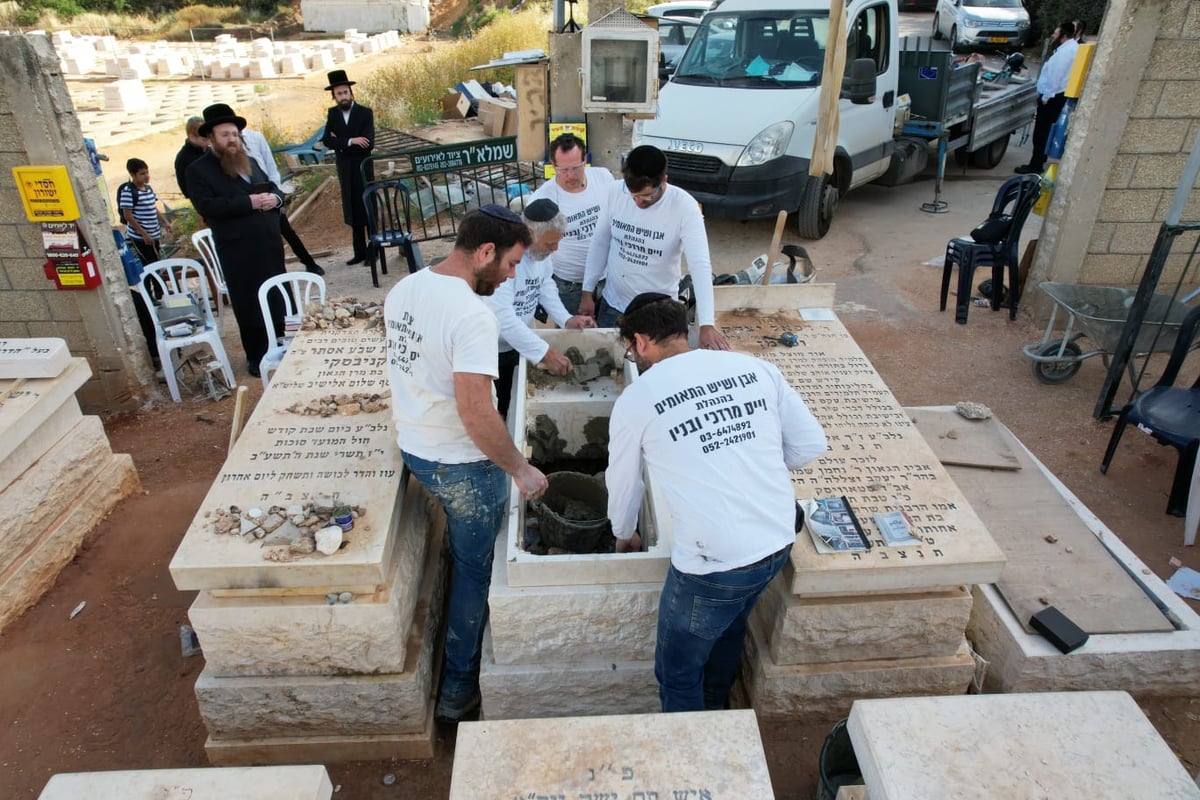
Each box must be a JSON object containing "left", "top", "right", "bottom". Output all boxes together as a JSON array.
[
  {"left": 321, "top": 70, "right": 375, "bottom": 265},
  {"left": 186, "top": 103, "right": 287, "bottom": 378}
]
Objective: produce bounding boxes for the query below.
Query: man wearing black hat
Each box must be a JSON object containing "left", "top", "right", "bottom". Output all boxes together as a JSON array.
[
  {"left": 606, "top": 293, "right": 826, "bottom": 713},
  {"left": 482, "top": 198, "right": 597, "bottom": 417},
  {"left": 384, "top": 205, "right": 549, "bottom": 724},
  {"left": 186, "top": 103, "right": 287, "bottom": 378},
  {"left": 321, "top": 70, "right": 374, "bottom": 265}
]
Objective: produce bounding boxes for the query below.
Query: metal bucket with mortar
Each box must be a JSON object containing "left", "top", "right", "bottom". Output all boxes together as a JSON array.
[{"left": 530, "top": 471, "right": 613, "bottom": 553}]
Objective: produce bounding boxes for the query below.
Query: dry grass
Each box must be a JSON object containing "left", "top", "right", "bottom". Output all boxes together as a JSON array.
[{"left": 9, "top": 2, "right": 255, "bottom": 39}]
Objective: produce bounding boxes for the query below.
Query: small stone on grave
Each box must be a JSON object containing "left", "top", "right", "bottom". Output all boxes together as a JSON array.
[{"left": 315, "top": 526, "right": 343, "bottom": 555}]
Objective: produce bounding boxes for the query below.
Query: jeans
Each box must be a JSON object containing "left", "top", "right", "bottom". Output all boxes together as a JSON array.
[
  {"left": 552, "top": 274, "right": 584, "bottom": 316},
  {"left": 655, "top": 544, "right": 792, "bottom": 712},
  {"left": 402, "top": 451, "right": 509, "bottom": 703},
  {"left": 596, "top": 297, "right": 621, "bottom": 328}
]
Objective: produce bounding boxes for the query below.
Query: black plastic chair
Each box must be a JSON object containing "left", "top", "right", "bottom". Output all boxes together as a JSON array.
[
  {"left": 1100, "top": 305, "right": 1200, "bottom": 517},
  {"left": 362, "top": 180, "right": 423, "bottom": 288},
  {"left": 939, "top": 174, "right": 1041, "bottom": 324}
]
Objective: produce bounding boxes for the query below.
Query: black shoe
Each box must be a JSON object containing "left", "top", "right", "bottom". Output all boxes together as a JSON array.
[
  {"left": 247, "top": 364, "right": 261, "bottom": 378},
  {"left": 1014, "top": 164, "right": 1041, "bottom": 175},
  {"left": 305, "top": 264, "right": 326, "bottom": 276},
  {"left": 345, "top": 255, "right": 365, "bottom": 266}
]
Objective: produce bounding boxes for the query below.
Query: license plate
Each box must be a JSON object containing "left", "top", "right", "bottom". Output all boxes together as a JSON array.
[{"left": 987, "top": 36, "right": 1009, "bottom": 42}]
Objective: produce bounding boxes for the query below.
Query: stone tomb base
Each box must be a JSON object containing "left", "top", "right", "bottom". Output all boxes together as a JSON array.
[
  {"left": 739, "top": 613, "right": 975, "bottom": 722},
  {"left": 38, "top": 765, "right": 332, "bottom": 799}
]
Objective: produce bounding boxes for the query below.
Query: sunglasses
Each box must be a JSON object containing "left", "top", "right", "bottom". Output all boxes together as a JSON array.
[{"left": 628, "top": 183, "right": 665, "bottom": 205}]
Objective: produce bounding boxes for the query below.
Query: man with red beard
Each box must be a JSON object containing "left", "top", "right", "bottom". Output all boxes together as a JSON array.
[
  {"left": 384, "top": 205, "right": 548, "bottom": 724},
  {"left": 186, "top": 103, "right": 287, "bottom": 378}
]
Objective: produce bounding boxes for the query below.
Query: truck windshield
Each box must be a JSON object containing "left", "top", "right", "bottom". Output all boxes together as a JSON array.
[{"left": 673, "top": 11, "right": 830, "bottom": 88}]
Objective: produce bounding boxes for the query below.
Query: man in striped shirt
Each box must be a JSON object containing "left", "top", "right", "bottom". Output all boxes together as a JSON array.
[{"left": 118, "top": 158, "right": 172, "bottom": 266}]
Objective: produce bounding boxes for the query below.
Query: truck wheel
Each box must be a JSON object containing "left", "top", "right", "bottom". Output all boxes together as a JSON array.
[
  {"left": 969, "top": 135, "right": 1010, "bottom": 169},
  {"left": 797, "top": 174, "right": 837, "bottom": 240},
  {"left": 931, "top": 13, "right": 942, "bottom": 39},
  {"left": 950, "top": 25, "right": 966, "bottom": 53}
]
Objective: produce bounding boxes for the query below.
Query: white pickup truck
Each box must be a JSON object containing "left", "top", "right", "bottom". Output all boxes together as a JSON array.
[{"left": 632, "top": 0, "right": 1036, "bottom": 238}]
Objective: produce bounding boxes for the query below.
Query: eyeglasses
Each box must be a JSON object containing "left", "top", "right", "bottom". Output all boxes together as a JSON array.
[
  {"left": 628, "top": 183, "right": 665, "bottom": 205},
  {"left": 554, "top": 163, "right": 586, "bottom": 174},
  {"left": 623, "top": 342, "right": 637, "bottom": 363}
]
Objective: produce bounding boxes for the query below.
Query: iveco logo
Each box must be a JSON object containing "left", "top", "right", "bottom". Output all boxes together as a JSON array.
[{"left": 666, "top": 140, "right": 704, "bottom": 153}]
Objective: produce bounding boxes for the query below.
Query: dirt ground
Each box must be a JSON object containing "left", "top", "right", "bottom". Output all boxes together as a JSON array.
[{"left": 2, "top": 21, "right": 1200, "bottom": 800}]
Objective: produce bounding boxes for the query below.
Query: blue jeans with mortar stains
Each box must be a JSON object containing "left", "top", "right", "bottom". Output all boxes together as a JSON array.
[
  {"left": 655, "top": 544, "right": 792, "bottom": 712},
  {"left": 402, "top": 451, "right": 509, "bottom": 710}
]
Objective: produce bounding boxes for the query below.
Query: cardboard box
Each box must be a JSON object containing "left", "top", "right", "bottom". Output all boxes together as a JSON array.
[
  {"left": 440, "top": 91, "right": 470, "bottom": 119},
  {"left": 494, "top": 97, "right": 518, "bottom": 136},
  {"left": 478, "top": 97, "right": 513, "bottom": 138}
]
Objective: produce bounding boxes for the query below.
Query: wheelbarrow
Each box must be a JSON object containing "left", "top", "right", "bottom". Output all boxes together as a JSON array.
[{"left": 1022, "top": 281, "right": 1200, "bottom": 384}]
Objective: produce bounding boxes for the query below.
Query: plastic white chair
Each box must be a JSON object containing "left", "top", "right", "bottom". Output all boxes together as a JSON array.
[
  {"left": 257, "top": 272, "right": 327, "bottom": 389},
  {"left": 139, "top": 258, "right": 235, "bottom": 403},
  {"left": 191, "top": 228, "right": 231, "bottom": 329}
]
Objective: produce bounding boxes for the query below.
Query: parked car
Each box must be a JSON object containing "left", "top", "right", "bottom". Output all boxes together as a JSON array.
[
  {"left": 647, "top": 1, "right": 713, "bottom": 19},
  {"left": 658, "top": 17, "right": 701, "bottom": 83},
  {"left": 932, "top": 0, "right": 1031, "bottom": 52}
]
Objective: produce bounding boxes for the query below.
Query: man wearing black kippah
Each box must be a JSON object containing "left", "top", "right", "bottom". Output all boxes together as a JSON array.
[
  {"left": 483, "top": 198, "right": 597, "bottom": 417},
  {"left": 384, "top": 205, "right": 550, "bottom": 724}
]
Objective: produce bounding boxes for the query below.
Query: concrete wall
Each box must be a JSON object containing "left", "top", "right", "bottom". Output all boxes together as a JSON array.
[
  {"left": 300, "top": 0, "right": 429, "bottom": 34},
  {"left": 1030, "top": 0, "right": 1200, "bottom": 299},
  {"left": 0, "top": 35, "right": 152, "bottom": 412}
]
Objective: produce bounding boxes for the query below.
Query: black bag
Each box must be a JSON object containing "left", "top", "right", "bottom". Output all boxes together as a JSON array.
[{"left": 969, "top": 212, "right": 1012, "bottom": 244}]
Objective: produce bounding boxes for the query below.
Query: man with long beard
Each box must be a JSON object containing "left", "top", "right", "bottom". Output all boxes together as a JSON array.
[
  {"left": 384, "top": 205, "right": 548, "bottom": 724},
  {"left": 186, "top": 103, "right": 287, "bottom": 378}
]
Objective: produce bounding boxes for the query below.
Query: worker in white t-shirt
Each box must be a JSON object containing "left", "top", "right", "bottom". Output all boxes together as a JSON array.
[
  {"left": 606, "top": 292, "right": 827, "bottom": 712},
  {"left": 528, "top": 133, "right": 615, "bottom": 314},
  {"left": 384, "top": 205, "right": 549, "bottom": 724},
  {"left": 580, "top": 145, "right": 730, "bottom": 351},
  {"left": 483, "top": 198, "right": 597, "bottom": 417}
]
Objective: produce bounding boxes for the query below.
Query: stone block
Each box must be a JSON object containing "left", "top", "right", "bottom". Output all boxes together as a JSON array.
[
  {"left": 1098, "top": 189, "right": 1165, "bottom": 223},
  {"left": 247, "top": 57, "right": 276, "bottom": 79},
  {"left": 38, "top": 765, "right": 333, "bottom": 799},
  {"left": 1130, "top": 153, "right": 1192, "bottom": 189},
  {"left": 0, "top": 323, "right": 29, "bottom": 343},
  {"left": 846, "top": 692, "right": 1200, "bottom": 800},
  {"left": 5, "top": 258, "right": 52, "bottom": 290},
  {"left": 227, "top": 62, "right": 247, "bottom": 80},
  {"left": 277, "top": 54, "right": 306, "bottom": 75},
  {"left": 450, "top": 710, "right": 773, "bottom": 799},
  {"left": 0, "top": 453, "right": 139, "bottom": 632},
  {"left": 1184, "top": 0, "right": 1200, "bottom": 37},
  {"left": 1157, "top": 80, "right": 1200, "bottom": 118},
  {"left": 1108, "top": 222, "right": 1166, "bottom": 254},
  {"left": 487, "top": 534, "right": 661, "bottom": 665},
  {"left": 1128, "top": 80, "right": 1163, "bottom": 118},
  {"left": 189, "top": 477, "right": 439, "bottom": 678},
  {"left": 0, "top": 393, "right": 79, "bottom": 489},
  {"left": 0, "top": 290, "right": 49, "bottom": 322},
  {"left": 308, "top": 51, "right": 334, "bottom": 71},
  {"left": 0, "top": 337, "right": 69, "bottom": 379},
  {"left": 740, "top": 614, "right": 975, "bottom": 722},
  {"left": 1118, "top": 119, "right": 1191, "bottom": 154},
  {"left": 1158, "top": 0, "right": 1190, "bottom": 36},
  {"left": 102, "top": 79, "right": 149, "bottom": 113},
  {"left": 0, "top": 358, "right": 88, "bottom": 464},
  {"left": 753, "top": 576, "right": 971, "bottom": 665},
  {"left": 1146, "top": 39, "right": 1200, "bottom": 82},
  {"left": 42, "top": 291, "right": 82, "bottom": 323},
  {"left": 1086, "top": 221, "right": 1115, "bottom": 254},
  {"left": 204, "top": 713, "right": 435, "bottom": 765},
  {"left": 1079, "top": 253, "right": 1144, "bottom": 285},
  {"left": 26, "top": 321, "right": 88, "bottom": 351},
  {"left": 478, "top": 635, "right": 661, "bottom": 720}
]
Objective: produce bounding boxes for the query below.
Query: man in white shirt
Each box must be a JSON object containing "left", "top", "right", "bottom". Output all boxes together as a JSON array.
[
  {"left": 385, "top": 205, "right": 549, "bottom": 723},
  {"left": 528, "top": 133, "right": 615, "bottom": 314},
  {"left": 483, "top": 198, "right": 597, "bottom": 417},
  {"left": 606, "top": 293, "right": 826, "bottom": 712},
  {"left": 241, "top": 128, "right": 325, "bottom": 276},
  {"left": 580, "top": 145, "right": 730, "bottom": 351},
  {"left": 1016, "top": 21, "right": 1079, "bottom": 175}
]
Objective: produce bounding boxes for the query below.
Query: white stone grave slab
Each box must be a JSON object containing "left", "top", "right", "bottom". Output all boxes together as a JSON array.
[
  {"left": 0, "top": 397, "right": 81, "bottom": 489},
  {"left": 278, "top": 53, "right": 306, "bottom": 75},
  {"left": 227, "top": 61, "right": 247, "bottom": 80},
  {"left": 170, "top": 326, "right": 401, "bottom": 590},
  {"left": 248, "top": 57, "right": 276, "bottom": 79},
  {"left": 450, "top": 710, "right": 773, "bottom": 799},
  {"left": 0, "top": 357, "right": 88, "bottom": 466},
  {"left": 847, "top": 692, "right": 1200, "bottom": 800},
  {"left": 38, "top": 765, "right": 332, "bottom": 799},
  {"left": 309, "top": 50, "right": 335, "bottom": 70},
  {"left": 102, "top": 78, "right": 149, "bottom": 112},
  {"left": 712, "top": 284, "right": 1006, "bottom": 596},
  {"left": 504, "top": 328, "right": 673, "bottom": 587},
  {"left": 0, "top": 338, "right": 70, "bottom": 379}
]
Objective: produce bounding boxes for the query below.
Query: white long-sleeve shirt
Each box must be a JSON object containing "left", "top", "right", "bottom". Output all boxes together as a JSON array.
[
  {"left": 242, "top": 129, "right": 282, "bottom": 187},
  {"left": 1036, "top": 38, "right": 1079, "bottom": 102},
  {"left": 583, "top": 182, "right": 718, "bottom": 327},
  {"left": 606, "top": 349, "right": 827, "bottom": 575},
  {"left": 482, "top": 251, "right": 573, "bottom": 363}
]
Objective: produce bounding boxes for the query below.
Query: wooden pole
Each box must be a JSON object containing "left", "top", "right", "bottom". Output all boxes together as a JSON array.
[
  {"left": 761, "top": 210, "right": 789, "bottom": 286},
  {"left": 228, "top": 384, "right": 249, "bottom": 452}
]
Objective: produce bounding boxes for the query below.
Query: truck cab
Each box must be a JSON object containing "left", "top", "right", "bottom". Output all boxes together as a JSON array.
[{"left": 632, "top": 0, "right": 901, "bottom": 237}]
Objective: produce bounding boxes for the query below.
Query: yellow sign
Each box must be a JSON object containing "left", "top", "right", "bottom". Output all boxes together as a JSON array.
[{"left": 12, "top": 166, "right": 80, "bottom": 222}]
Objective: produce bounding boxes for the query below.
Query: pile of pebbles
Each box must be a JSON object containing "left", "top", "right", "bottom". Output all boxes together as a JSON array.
[
  {"left": 300, "top": 297, "right": 384, "bottom": 331},
  {"left": 285, "top": 390, "right": 390, "bottom": 417},
  {"left": 207, "top": 502, "right": 367, "bottom": 561}
]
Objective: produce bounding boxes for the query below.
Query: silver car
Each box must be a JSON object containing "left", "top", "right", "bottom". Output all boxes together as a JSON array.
[{"left": 932, "top": 0, "right": 1031, "bottom": 53}]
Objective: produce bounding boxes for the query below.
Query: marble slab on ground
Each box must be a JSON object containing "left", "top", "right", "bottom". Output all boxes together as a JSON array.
[
  {"left": 488, "top": 533, "right": 661, "bottom": 665},
  {"left": 0, "top": 338, "right": 70, "bottom": 379},
  {"left": 740, "top": 613, "right": 974, "bottom": 722},
  {"left": 170, "top": 324, "right": 401, "bottom": 590},
  {"left": 451, "top": 709, "right": 773, "bottom": 799},
  {"left": 847, "top": 692, "right": 1200, "bottom": 800},
  {"left": 38, "top": 765, "right": 332, "bottom": 799},
  {"left": 712, "top": 285, "right": 1006, "bottom": 596},
  {"left": 752, "top": 574, "right": 971, "bottom": 665},
  {"left": 0, "top": 358, "right": 89, "bottom": 465},
  {"left": 189, "top": 475, "right": 438, "bottom": 677}
]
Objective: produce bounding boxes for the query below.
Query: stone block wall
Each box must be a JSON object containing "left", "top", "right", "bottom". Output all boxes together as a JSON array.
[{"left": 0, "top": 35, "right": 151, "bottom": 411}]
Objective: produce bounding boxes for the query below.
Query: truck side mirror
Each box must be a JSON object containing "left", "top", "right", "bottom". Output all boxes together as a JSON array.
[{"left": 841, "top": 58, "right": 876, "bottom": 104}]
